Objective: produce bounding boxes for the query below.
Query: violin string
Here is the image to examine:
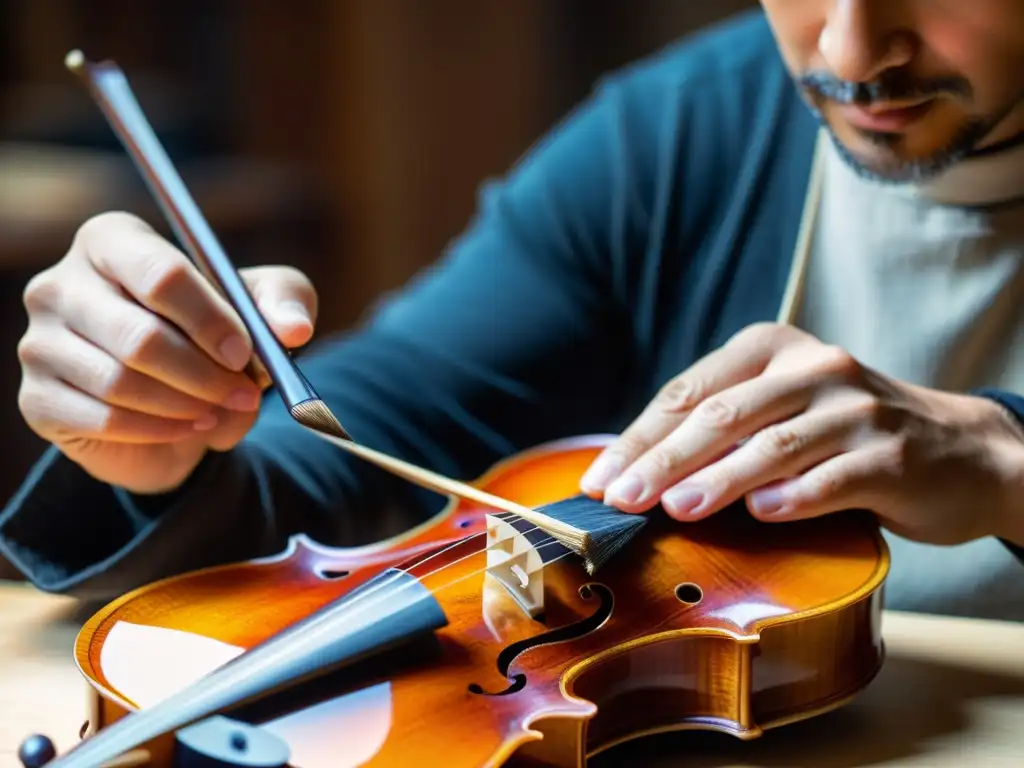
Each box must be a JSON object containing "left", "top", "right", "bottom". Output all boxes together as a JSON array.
[
  {"left": 300, "top": 499, "right": 638, "bottom": 638},
  {"left": 194, "top": 512, "right": 625, "bottom": 692},
  {"left": 69, "top": 514, "right": 623, "bottom": 765},
  {"left": 290, "top": 521, "right": 600, "bottom": 637},
  {"left": 384, "top": 499, "right": 622, "bottom": 583},
  {"left": 319, "top": 505, "right": 621, "bottom": 613},
  {"left": 320, "top": 512, "right": 628, "bottom": 616}
]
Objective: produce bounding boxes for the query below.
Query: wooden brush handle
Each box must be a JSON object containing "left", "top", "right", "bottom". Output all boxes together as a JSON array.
[
  {"left": 64, "top": 51, "right": 311, "bottom": 405},
  {"left": 299, "top": 425, "right": 582, "bottom": 534},
  {"left": 303, "top": 425, "right": 532, "bottom": 515}
]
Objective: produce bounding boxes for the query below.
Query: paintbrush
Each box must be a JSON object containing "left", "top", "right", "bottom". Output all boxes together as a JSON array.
[{"left": 63, "top": 50, "right": 646, "bottom": 573}]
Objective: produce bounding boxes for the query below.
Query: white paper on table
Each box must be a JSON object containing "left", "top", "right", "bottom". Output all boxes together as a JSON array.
[{"left": 99, "top": 621, "right": 394, "bottom": 768}]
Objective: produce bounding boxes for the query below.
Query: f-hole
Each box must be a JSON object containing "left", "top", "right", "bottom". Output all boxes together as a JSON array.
[
  {"left": 675, "top": 582, "right": 703, "bottom": 605},
  {"left": 469, "top": 583, "right": 614, "bottom": 697},
  {"left": 318, "top": 568, "right": 350, "bottom": 580}
]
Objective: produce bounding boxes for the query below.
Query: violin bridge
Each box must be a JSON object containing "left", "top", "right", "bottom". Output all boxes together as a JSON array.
[{"left": 484, "top": 513, "right": 547, "bottom": 619}]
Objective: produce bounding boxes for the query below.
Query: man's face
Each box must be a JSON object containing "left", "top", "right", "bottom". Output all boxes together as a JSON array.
[{"left": 760, "top": 1, "right": 1024, "bottom": 182}]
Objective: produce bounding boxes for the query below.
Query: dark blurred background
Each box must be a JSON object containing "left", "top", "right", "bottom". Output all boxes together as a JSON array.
[{"left": 0, "top": 0, "right": 755, "bottom": 579}]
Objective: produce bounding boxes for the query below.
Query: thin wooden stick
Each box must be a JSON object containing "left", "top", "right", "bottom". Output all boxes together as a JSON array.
[{"left": 299, "top": 425, "right": 588, "bottom": 545}]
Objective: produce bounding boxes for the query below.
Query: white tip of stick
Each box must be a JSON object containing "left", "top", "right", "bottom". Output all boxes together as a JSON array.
[{"left": 65, "top": 49, "right": 85, "bottom": 72}]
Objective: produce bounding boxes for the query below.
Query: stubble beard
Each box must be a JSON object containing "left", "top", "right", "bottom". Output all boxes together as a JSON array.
[
  {"left": 793, "top": 69, "right": 998, "bottom": 184},
  {"left": 815, "top": 113, "right": 995, "bottom": 184}
]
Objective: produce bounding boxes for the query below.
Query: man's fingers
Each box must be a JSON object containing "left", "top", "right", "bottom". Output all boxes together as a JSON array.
[
  {"left": 59, "top": 275, "right": 261, "bottom": 411},
  {"left": 19, "top": 374, "right": 210, "bottom": 445},
  {"left": 80, "top": 212, "right": 255, "bottom": 372},
  {"left": 657, "top": 406, "right": 855, "bottom": 519},
  {"left": 18, "top": 323, "right": 221, "bottom": 422},
  {"left": 203, "top": 407, "right": 260, "bottom": 452},
  {"left": 602, "top": 368, "right": 819, "bottom": 512},
  {"left": 580, "top": 333, "right": 774, "bottom": 496},
  {"left": 241, "top": 265, "right": 318, "bottom": 348},
  {"left": 744, "top": 441, "right": 897, "bottom": 522}
]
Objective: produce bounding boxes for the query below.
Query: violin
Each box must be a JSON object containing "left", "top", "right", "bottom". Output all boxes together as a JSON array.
[
  {"left": 20, "top": 433, "right": 889, "bottom": 768},
  {"left": 17, "top": 51, "right": 891, "bottom": 768}
]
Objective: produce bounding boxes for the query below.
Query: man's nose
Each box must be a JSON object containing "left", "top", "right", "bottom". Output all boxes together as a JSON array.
[{"left": 819, "top": 0, "right": 914, "bottom": 83}]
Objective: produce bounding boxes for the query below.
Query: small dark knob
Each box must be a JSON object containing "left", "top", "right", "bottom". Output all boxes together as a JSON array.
[
  {"left": 230, "top": 731, "right": 248, "bottom": 752},
  {"left": 18, "top": 734, "right": 57, "bottom": 767}
]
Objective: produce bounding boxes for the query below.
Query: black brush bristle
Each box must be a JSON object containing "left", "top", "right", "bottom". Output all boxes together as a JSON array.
[{"left": 536, "top": 494, "right": 647, "bottom": 573}]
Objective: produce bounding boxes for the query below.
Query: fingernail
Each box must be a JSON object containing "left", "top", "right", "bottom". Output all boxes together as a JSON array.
[
  {"left": 224, "top": 388, "right": 260, "bottom": 412},
  {"left": 605, "top": 473, "right": 645, "bottom": 505},
  {"left": 275, "top": 300, "right": 310, "bottom": 327},
  {"left": 662, "top": 485, "right": 704, "bottom": 518},
  {"left": 749, "top": 486, "right": 785, "bottom": 516},
  {"left": 219, "top": 335, "right": 250, "bottom": 371},
  {"left": 580, "top": 454, "right": 623, "bottom": 493},
  {"left": 193, "top": 412, "right": 218, "bottom": 431}
]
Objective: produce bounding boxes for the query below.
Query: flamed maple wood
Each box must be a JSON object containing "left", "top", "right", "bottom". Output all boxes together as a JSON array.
[{"left": 47, "top": 434, "right": 887, "bottom": 767}]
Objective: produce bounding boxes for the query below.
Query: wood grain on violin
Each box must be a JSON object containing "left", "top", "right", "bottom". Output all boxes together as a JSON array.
[{"left": 34, "top": 435, "right": 889, "bottom": 768}]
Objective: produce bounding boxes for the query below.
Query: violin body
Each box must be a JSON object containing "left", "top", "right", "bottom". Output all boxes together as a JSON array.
[{"left": 69, "top": 434, "right": 888, "bottom": 767}]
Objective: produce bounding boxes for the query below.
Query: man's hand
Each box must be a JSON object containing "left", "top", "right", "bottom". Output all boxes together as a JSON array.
[
  {"left": 16, "top": 211, "right": 319, "bottom": 495},
  {"left": 580, "top": 322, "right": 1024, "bottom": 546}
]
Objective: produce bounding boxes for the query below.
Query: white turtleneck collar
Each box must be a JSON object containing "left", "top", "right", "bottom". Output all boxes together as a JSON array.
[
  {"left": 857, "top": 132, "right": 1024, "bottom": 208},
  {"left": 790, "top": 127, "right": 1024, "bottom": 623}
]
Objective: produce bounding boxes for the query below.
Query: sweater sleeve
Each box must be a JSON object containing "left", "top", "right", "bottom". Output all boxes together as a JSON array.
[
  {"left": 972, "top": 388, "right": 1024, "bottom": 564},
  {"left": 0, "top": 76, "right": 656, "bottom": 602}
]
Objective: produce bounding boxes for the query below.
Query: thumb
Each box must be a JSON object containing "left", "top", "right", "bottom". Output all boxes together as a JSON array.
[{"left": 240, "top": 265, "right": 319, "bottom": 348}]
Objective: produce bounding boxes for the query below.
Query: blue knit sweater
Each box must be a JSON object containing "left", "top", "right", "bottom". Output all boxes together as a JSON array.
[{"left": 1, "top": 10, "right": 1021, "bottom": 600}]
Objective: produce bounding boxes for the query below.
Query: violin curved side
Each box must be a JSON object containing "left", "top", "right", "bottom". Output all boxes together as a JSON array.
[{"left": 50, "top": 434, "right": 888, "bottom": 768}]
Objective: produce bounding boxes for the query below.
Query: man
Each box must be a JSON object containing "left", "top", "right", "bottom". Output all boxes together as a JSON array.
[{"left": 2, "top": 3, "right": 1023, "bottom": 619}]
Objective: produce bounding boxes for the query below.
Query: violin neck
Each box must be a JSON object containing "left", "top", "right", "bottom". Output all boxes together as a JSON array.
[{"left": 47, "top": 568, "right": 448, "bottom": 767}]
